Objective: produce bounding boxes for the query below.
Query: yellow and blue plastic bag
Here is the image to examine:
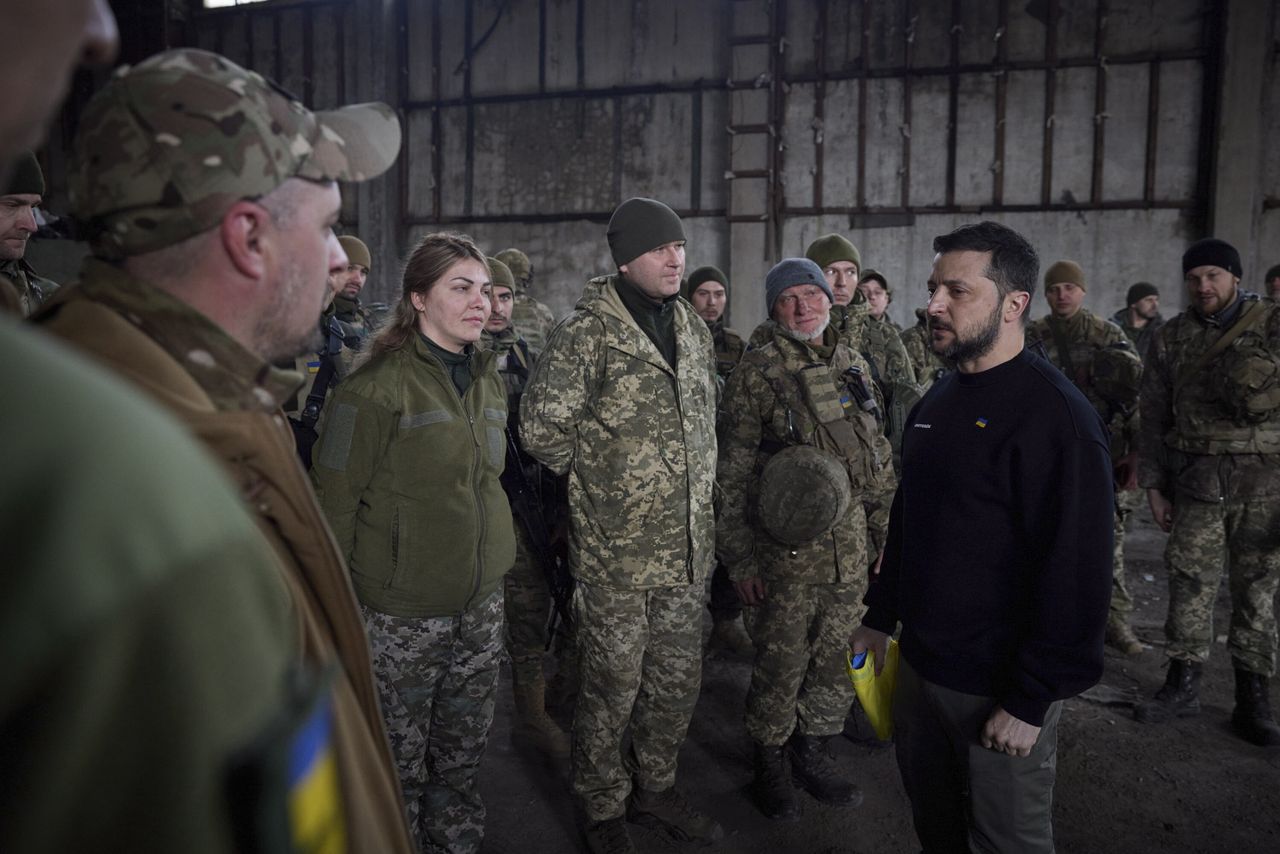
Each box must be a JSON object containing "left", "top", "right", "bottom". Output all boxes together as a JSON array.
[{"left": 846, "top": 639, "right": 900, "bottom": 740}]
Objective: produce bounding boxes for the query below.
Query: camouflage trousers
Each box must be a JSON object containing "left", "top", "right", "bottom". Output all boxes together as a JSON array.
[
  {"left": 1164, "top": 494, "right": 1280, "bottom": 675},
  {"left": 1111, "top": 489, "right": 1140, "bottom": 619},
  {"left": 504, "top": 522, "right": 575, "bottom": 687},
  {"left": 744, "top": 580, "right": 862, "bottom": 745},
  {"left": 572, "top": 579, "right": 703, "bottom": 821},
  {"left": 361, "top": 591, "right": 504, "bottom": 854}
]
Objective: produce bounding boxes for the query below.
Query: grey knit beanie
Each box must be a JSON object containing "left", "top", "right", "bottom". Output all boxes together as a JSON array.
[{"left": 766, "top": 258, "right": 833, "bottom": 315}]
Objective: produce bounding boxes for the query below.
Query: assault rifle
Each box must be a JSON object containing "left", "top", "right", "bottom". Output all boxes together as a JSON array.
[{"left": 503, "top": 427, "right": 574, "bottom": 647}]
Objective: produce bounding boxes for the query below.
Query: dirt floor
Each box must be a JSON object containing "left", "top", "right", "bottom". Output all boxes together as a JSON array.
[{"left": 477, "top": 512, "right": 1280, "bottom": 853}]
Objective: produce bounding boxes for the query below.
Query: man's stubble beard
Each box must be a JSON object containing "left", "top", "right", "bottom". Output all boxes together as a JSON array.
[
  {"left": 934, "top": 299, "right": 1002, "bottom": 365},
  {"left": 255, "top": 255, "right": 326, "bottom": 362}
]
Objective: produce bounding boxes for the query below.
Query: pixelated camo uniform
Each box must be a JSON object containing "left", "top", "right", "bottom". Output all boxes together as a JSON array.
[
  {"left": 717, "top": 323, "right": 896, "bottom": 745},
  {"left": 1138, "top": 295, "right": 1280, "bottom": 676},
  {"left": 361, "top": 593, "right": 504, "bottom": 854},
  {"left": 519, "top": 274, "right": 717, "bottom": 820}
]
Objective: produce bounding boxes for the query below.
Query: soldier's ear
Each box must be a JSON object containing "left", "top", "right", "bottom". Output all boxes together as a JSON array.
[
  {"left": 618, "top": 263, "right": 630, "bottom": 277},
  {"left": 220, "top": 200, "right": 269, "bottom": 281}
]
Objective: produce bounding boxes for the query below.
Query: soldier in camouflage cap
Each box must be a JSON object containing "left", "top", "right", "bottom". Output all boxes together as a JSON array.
[
  {"left": 497, "top": 246, "right": 558, "bottom": 354},
  {"left": 33, "top": 47, "right": 414, "bottom": 852},
  {"left": 1135, "top": 238, "right": 1280, "bottom": 747},
  {"left": 1026, "top": 259, "right": 1145, "bottom": 655},
  {"left": 0, "top": 151, "right": 60, "bottom": 316},
  {"left": 520, "top": 197, "right": 721, "bottom": 853},
  {"left": 718, "top": 258, "right": 895, "bottom": 820}
]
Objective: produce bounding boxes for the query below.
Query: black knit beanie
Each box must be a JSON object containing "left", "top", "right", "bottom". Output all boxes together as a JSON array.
[
  {"left": 1126, "top": 282, "right": 1159, "bottom": 306},
  {"left": 1182, "top": 238, "right": 1242, "bottom": 278},
  {"left": 607, "top": 198, "right": 685, "bottom": 267},
  {"left": 4, "top": 152, "right": 44, "bottom": 196}
]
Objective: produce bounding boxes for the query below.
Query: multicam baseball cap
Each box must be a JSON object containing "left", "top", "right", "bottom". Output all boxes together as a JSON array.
[{"left": 69, "top": 48, "right": 401, "bottom": 258}]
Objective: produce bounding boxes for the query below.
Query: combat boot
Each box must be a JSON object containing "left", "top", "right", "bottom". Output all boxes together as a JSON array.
[
  {"left": 708, "top": 614, "right": 754, "bottom": 656},
  {"left": 582, "top": 816, "right": 636, "bottom": 854},
  {"left": 512, "top": 678, "right": 571, "bottom": 757},
  {"left": 1134, "top": 658, "right": 1201, "bottom": 723},
  {"left": 787, "top": 734, "right": 863, "bottom": 806},
  {"left": 1231, "top": 669, "right": 1280, "bottom": 747},
  {"left": 751, "top": 742, "right": 800, "bottom": 820},
  {"left": 1105, "top": 617, "right": 1143, "bottom": 656},
  {"left": 627, "top": 785, "right": 724, "bottom": 844}
]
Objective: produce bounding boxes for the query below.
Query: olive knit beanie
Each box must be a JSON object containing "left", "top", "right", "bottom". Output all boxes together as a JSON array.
[
  {"left": 1044, "top": 259, "right": 1086, "bottom": 291},
  {"left": 804, "top": 233, "right": 861, "bottom": 271}
]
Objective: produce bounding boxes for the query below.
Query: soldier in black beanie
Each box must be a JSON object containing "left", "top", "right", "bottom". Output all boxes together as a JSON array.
[{"left": 0, "top": 151, "right": 59, "bottom": 316}]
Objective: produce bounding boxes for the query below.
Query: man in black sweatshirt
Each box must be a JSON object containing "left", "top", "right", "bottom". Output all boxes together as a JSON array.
[{"left": 850, "top": 222, "right": 1113, "bottom": 854}]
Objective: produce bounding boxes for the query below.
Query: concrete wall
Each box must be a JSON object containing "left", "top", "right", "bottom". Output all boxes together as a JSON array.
[{"left": 31, "top": 0, "right": 1278, "bottom": 335}]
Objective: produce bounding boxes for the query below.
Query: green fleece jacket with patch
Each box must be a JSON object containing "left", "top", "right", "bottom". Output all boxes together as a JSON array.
[{"left": 312, "top": 335, "right": 516, "bottom": 618}]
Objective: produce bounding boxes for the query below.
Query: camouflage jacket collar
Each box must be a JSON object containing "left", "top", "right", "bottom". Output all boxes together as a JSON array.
[
  {"left": 576, "top": 274, "right": 690, "bottom": 373},
  {"left": 77, "top": 257, "right": 302, "bottom": 412},
  {"left": 768, "top": 321, "right": 840, "bottom": 368},
  {"left": 0, "top": 257, "right": 34, "bottom": 280}
]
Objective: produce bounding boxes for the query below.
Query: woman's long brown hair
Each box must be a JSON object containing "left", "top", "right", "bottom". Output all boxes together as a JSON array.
[{"left": 365, "top": 231, "right": 487, "bottom": 361}]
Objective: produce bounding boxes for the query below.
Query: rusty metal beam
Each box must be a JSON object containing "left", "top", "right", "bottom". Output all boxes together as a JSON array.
[{"left": 1090, "top": 0, "right": 1108, "bottom": 204}]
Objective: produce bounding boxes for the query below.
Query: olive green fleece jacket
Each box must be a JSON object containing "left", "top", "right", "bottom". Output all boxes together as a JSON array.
[{"left": 311, "top": 335, "right": 516, "bottom": 618}]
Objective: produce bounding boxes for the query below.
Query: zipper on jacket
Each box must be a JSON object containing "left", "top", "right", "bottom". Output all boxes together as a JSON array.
[{"left": 423, "top": 346, "right": 490, "bottom": 612}]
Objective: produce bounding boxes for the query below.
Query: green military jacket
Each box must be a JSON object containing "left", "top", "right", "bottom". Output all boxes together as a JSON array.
[
  {"left": 512, "top": 291, "right": 557, "bottom": 355},
  {"left": 312, "top": 335, "right": 516, "bottom": 618},
  {"left": 1028, "top": 308, "right": 1142, "bottom": 459},
  {"left": 0, "top": 257, "right": 59, "bottom": 317},
  {"left": 520, "top": 274, "right": 718, "bottom": 590},
  {"left": 901, "top": 307, "right": 950, "bottom": 391},
  {"left": 34, "top": 260, "right": 414, "bottom": 853},
  {"left": 1138, "top": 295, "right": 1280, "bottom": 500},
  {"left": 717, "top": 323, "right": 895, "bottom": 588},
  {"left": 1, "top": 319, "right": 297, "bottom": 854}
]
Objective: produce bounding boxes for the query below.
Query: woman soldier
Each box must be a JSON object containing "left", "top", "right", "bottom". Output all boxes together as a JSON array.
[{"left": 312, "top": 232, "right": 516, "bottom": 854}]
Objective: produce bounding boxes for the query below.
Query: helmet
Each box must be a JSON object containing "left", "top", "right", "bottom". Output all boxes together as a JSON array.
[{"left": 755, "top": 445, "right": 851, "bottom": 546}]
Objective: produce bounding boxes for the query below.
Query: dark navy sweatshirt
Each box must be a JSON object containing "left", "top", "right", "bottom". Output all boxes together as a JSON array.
[{"left": 861, "top": 347, "right": 1114, "bottom": 726}]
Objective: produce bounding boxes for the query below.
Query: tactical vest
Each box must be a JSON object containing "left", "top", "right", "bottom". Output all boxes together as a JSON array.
[
  {"left": 1165, "top": 300, "right": 1280, "bottom": 454},
  {"left": 755, "top": 342, "right": 885, "bottom": 499}
]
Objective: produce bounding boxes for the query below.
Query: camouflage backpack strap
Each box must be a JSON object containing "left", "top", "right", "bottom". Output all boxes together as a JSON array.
[
  {"left": 1173, "top": 300, "right": 1268, "bottom": 399},
  {"left": 1048, "top": 319, "right": 1078, "bottom": 382}
]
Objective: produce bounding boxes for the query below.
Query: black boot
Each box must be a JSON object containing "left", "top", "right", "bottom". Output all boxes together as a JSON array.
[
  {"left": 1231, "top": 669, "right": 1280, "bottom": 747},
  {"left": 1134, "top": 658, "right": 1201, "bottom": 723},
  {"left": 751, "top": 742, "right": 800, "bottom": 820},
  {"left": 787, "top": 734, "right": 863, "bottom": 806}
]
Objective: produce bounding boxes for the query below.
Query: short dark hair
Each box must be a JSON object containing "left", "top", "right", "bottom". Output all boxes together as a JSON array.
[
  {"left": 1266, "top": 263, "right": 1280, "bottom": 283},
  {"left": 932, "top": 221, "right": 1040, "bottom": 299}
]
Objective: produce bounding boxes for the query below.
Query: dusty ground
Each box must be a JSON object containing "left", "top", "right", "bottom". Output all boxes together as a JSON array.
[{"left": 477, "top": 512, "right": 1280, "bottom": 853}]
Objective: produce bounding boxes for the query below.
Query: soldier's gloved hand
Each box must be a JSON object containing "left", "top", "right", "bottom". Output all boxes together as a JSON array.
[{"left": 734, "top": 577, "right": 767, "bottom": 607}]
